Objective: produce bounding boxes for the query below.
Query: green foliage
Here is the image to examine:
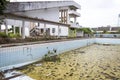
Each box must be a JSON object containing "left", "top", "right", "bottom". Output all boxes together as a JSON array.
[
  {"left": 103, "top": 30, "right": 107, "bottom": 33},
  {"left": 0, "top": 32, "right": 21, "bottom": 38},
  {"left": 8, "top": 33, "right": 21, "bottom": 38},
  {"left": 0, "top": 0, "right": 9, "bottom": 26},
  {"left": 9, "top": 26, "right": 20, "bottom": 33},
  {"left": 0, "top": 32, "right": 8, "bottom": 38},
  {"left": 117, "top": 29, "right": 120, "bottom": 33},
  {"left": 15, "top": 27, "right": 20, "bottom": 33},
  {"left": 43, "top": 49, "right": 61, "bottom": 62},
  {"left": 77, "top": 28, "right": 92, "bottom": 34},
  {"left": 0, "top": 0, "right": 9, "bottom": 15},
  {"left": 102, "top": 30, "right": 111, "bottom": 34},
  {"left": 69, "top": 28, "right": 76, "bottom": 37},
  {"left": 0, "top": 19, "right": 4, "bottom": 24}
]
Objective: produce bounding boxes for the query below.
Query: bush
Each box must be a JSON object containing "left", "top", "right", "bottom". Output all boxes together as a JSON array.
[
  {"left": 0, "top": 32, "right": 8, "bottom": 38},
  {"left": 42, "top": 49, "right": 61, "bottom": 62},
  {"left": 8, "top": 33, "right": 21, "bottom": 38},
  {"left": 77, "top": 28, "right": 92, "bottom": 34}
]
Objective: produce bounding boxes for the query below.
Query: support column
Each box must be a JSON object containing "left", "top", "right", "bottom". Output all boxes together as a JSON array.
[
  {"left": 19, "top": 27, "right": 21, "bottom": 36},
  {"left": 64, "top": 10, "right": 66, "bottom": 23},
  {"left": 61, "top": 10, "right": 63, "bottom": 23},
  {"left": 13, "top": 26, "right": 16, "bottom": 34},
  {"left": 28, "top": 23, "right": 30, "bottom": 37},
  {"left": 22, "top": 20, "right": 25, "bottom": 39},
  {"left": 0, "top": 24, "right": 1, "bottom": 32},
  {"left": 74, "top": 17, "right": 76, "bottom": 23},
  {"left": 5, "top": 20, "right": 8, "bottom": 35},
  {"left": 43, "top": 23, "right": 46, "bottom": 37},
  {"left": 67, "top": 10, "right": 70, "bottom": 24},
  {"left": 58, "top": 25, "right": 60, "bottom": 38}
]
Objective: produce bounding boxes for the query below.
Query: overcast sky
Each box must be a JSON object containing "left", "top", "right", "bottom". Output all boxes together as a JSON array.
[
  {"left": 77, "top": 0, "right": 120, "bottom": 27},
  {"left": 10, "top": 0, "right": 120, "bottom": 28}
]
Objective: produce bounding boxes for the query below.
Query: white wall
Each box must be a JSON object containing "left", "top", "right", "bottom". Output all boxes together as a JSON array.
[
  {"left": 37, "top": 23, "right": 68, "bottom": 36},
  {"left": 15, "top": 8, "right": 59, "bottom": 22},
  {"left": 5, "top": 19, "right": 69, "bottom": 37},
  {"left": 47, "top": 24, "right": 58, "bottom": 36},
  {"left": 5, "top": 7, "right": 70, "bottom": 37},
  {"left": 24, "top": 21, "right": 30, "bottom": 37},
  {"left": 77, "top": 31, "right": 84, "bottom": 37},
  {"left": 59, "top": 26, "right": 68, "bottom": 36},
  {"left": 5, "top": 19, "right": 30, "bottom": 37},
  {"left": 6, "top": 19, "right": 22, "bottom": 27}
]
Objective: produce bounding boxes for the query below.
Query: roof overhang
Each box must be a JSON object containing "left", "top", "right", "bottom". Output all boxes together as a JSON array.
[
  {"left": 5, "top": 1, "right": 81, "bottom": 12},
  {"left": 0, "top": 13, "right": 70, "bottom": 27}
]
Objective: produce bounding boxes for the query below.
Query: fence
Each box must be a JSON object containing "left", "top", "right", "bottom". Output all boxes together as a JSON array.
[{"left": 94, "top": 34, "right": 120, "bottom": 38}]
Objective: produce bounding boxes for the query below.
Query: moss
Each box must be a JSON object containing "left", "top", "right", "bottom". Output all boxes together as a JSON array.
[
  {"left": 0, "top": 32, "right": 8, "bottom": 38},
  {"left": 42, "top": 49, "right": 61, "bottom": 62},
  {"left": 68, "top": 28, "right": 76, "bottom": 38},
  {"left": 8, "top": 33, "right": 21, "bottom": 38}
]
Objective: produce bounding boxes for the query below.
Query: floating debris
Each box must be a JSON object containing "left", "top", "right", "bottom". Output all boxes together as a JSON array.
[
  {"left": 79, "top": 51, "right": 85, "bottom": 54},
  {"left": 102, "top": 43, "right": 111, "bottom": 46},
  {"left": 35, "top": 63, "right": 42, "bottom": 67}
]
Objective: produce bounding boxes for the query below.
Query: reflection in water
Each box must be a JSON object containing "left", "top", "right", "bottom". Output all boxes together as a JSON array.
[{"left": 20, "top": 44, "right": 120, "bottom": 80}]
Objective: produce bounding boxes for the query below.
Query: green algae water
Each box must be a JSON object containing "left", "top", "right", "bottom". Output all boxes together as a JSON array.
[{"left": 20, "top": 44, "right": 120, "bottom": 80}]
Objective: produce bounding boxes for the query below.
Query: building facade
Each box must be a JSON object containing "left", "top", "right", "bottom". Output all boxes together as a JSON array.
[
  {"left": 1, "top": 1, "right": 81, "bottom": 38},
  {"left": 92, "top": 26, "right": 120, "bottom": 33},
  {"left": 92, "top": 26, "right": 120, "bottom": 38}
]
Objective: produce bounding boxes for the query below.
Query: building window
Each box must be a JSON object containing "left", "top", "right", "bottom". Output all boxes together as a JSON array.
[
  {"left": 52, "top": 28, "right": 55, "bottom": 33},
  {"left": 41, "top": 29, "right": 44, "bottom": 33},
  {"left": 38, "top": 23, "right": 40, "bottom": 26},
  {"left": 59, "top": 9, "right": 68, "bottom": 24}
]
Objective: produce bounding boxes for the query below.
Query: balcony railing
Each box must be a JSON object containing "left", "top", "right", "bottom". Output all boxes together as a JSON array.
[
  {"left": 70, "top": 22, "right": 80, "bottom": 28},
  {"left": 68, "top": 10, "right": 80, "bottom": 17}
]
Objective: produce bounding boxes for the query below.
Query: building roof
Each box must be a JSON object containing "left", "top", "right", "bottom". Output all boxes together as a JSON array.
[
  {"left": 92, "top": 26, "right": 120, "bottom": 32},
  {"left": 92, "top": 27, "right": 110, "bottom": 31},
  {"left": 92, "top": 28, "right": 98, "bottom": 31},
  {"left": 1, "top": 13, "right": 70, "bottom": 27},
  {"left": 111, "top": 27, "right": 120, "bottom": 31},
  {"left": 5, "top": 1, "right": 81, "bottom": 13},
  {"left": 97, "top": 27, "right": 110, "bottom": 31}
]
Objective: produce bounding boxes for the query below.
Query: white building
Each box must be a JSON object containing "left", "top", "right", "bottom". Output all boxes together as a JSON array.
[{"left": 1, "top": 1, "right": 81, "bottom": 38}]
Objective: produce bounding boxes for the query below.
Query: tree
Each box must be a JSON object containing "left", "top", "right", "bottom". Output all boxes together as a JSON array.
[
  {"left": 0, "top": 0, "right": 9, "bottom": 31},
  {"left": 77, "top": 28, "right": 92, "bottom": 34},
  {"left": 117, "top": 29, "right": 120, "bottom": 33},
  {"left": 103, "top": 30, "right": 107, "bottom": 34},
  {"left": 0, "top": 0, "right": 9, "bottom": 15}
]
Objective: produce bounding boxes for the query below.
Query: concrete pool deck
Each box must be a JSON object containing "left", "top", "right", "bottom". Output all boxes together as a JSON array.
[
  {"left": 0, "top": 38, "right": 88, "bottom": 48},
  {"left": 19, "top": 44, "right": 120, "bottom": 80}
]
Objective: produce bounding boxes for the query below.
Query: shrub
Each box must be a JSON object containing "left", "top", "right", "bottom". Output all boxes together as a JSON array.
[
  {"left": 8, "top": 33, "right": 21, "bottom": 38},
  {"left": 0, "top": 32, "right": 8, "bottom": 38},
  {"left": 42, "top": 49, "right": 61, "bottom": 62}
]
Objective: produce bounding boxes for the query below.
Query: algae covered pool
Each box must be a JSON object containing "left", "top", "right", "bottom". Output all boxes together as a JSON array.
[{"left": 20, "top": 44, "right": 120, "bottom": 80}]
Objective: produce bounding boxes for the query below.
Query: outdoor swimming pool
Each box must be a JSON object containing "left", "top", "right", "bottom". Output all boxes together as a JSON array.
[
  {"left": 0, "top": 38, "right": 120, "bottom": 71},
  {"left": 20, "top": 44, "right": 120, "bottom": 80}
]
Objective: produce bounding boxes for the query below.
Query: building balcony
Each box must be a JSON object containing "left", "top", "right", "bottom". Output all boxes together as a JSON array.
[
  {"left": 70, "top": 22, "right": 80, "bottom": 28},
  {"left": 68, "top": 10, "right": 80, "bottom": 17}
]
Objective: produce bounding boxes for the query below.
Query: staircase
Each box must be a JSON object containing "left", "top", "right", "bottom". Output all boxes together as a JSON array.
[{"left": 30, "top": 27, "right": 41, "bottom": 36}]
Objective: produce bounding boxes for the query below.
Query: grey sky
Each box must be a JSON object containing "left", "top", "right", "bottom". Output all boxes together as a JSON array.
[
  {"left": 76, "top": 0, "right": 120, "bottom": 27},
  {"left": 10, "top": 0, "right": 120, "bottom": 27}
]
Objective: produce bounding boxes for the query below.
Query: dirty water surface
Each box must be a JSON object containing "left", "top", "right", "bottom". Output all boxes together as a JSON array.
[{"left": 19, "top": 44, "right": 120, "bottom": 80}]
